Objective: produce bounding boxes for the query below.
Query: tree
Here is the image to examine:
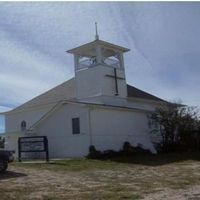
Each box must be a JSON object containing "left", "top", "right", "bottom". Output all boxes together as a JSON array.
[{"left": 151, "top": 102, "right": 200, "bottom": 153}]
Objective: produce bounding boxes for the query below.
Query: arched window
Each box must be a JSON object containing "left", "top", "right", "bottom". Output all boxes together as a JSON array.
[{"left": 21, "top": 120, "right": 26, "bottom": 131}]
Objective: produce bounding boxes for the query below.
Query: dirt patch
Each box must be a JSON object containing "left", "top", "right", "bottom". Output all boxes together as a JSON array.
[{"left": 143, "top": 186, "right": 200, "bottom": 200}]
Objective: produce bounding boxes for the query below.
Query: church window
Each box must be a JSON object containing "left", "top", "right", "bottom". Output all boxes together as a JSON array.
[
  {"left": 72, "top": 118, "right": 80, "bottom": 134},
  {"left": 21, "top": 120, "right": 26, "bottom": 131}
]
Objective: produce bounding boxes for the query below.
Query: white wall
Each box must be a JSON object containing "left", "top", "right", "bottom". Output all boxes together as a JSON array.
[
  {"left": 75, "top": 65, "right": 127, "bottom": 99},
  {"left": 32, "top": 104, "right": 156, "bottom": 158},
  {"left": 4, "top": 132, "right": 24, "bottom": 157},
  {"left": 36, "top": 103, "right": 91, "bottom": 158},
  {"left": 5, "top": 105, "right": 54, "bottom": 133},
  {"left": 90, "top": 107, "right": 156, "bottom": 153},
  {"left": 5, "top": 103, "right": 157, "bottom": 159}
]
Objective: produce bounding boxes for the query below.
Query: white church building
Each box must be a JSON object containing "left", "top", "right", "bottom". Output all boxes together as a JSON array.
[{"left": 2, "top": 31, "right": 166, "bottom": 158}]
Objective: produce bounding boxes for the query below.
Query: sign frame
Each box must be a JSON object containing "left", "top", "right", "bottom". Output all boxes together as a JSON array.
[{"left": 18, "top": 136, "right": 49, "bottom": 162}]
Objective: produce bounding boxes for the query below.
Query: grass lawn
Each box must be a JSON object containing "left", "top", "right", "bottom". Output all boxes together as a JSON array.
[{"left": 1, "top": 153, "right": 200, "bottom": 200}]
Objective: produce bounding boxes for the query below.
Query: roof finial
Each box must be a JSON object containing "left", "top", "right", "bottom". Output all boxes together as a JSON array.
[{"left": 95, "top": 22, "right": 99, "bottom": 40}]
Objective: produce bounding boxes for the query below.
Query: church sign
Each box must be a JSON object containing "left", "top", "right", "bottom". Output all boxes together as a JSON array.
[{"left": 18, "top": 136, "right": 49, "bottom": 162}]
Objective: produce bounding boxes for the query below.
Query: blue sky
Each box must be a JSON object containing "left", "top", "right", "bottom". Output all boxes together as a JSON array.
[{"left": 0, "top": 2, "right": 200, "bottom": 133}]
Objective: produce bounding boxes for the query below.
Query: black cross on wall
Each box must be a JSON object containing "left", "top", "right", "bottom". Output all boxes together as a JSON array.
[{"left": 106, "top": 68, "right": 125, "bottom": 96}]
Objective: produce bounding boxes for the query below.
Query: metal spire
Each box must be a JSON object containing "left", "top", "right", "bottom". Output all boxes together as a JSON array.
[{"left": 95, "top": 22, "right": 99, "bottom": 40}]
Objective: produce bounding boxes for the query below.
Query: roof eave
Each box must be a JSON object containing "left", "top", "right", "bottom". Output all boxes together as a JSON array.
[
  {"left": 0, "top": 109, "right": 14, "bottom": 115},
  {"left": 127, "top": 96, "right": 167, "bottom": 104},
  {"left": 67, "top": 39, "right": 130, "bottom": 54}
]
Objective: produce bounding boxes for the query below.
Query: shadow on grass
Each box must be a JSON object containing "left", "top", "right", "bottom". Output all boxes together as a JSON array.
[
  {"left": 0, "top": 171, "right": 27, "bottom": 180},
  {"left": 93, "top": 152, "right": 200, "bottom": 166},
  {"left": 15, "top": 152, "right": 200, "bottom": 169}
]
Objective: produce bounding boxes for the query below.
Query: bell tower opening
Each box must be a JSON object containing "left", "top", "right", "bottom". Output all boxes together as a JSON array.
[{"left": 70, "top": 41, "right": 126, "bottom": 72}]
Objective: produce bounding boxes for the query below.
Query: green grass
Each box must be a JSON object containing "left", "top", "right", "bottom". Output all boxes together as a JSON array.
[{"left": 13, "top": 158, "right": 124, "bottom": 172}]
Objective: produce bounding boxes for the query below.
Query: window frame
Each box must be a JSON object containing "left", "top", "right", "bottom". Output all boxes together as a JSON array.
[{"left": 72, "top": 117, "right": 80, "bottom": 134}]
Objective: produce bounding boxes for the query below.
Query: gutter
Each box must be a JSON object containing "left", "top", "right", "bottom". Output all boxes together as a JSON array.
[{"left": 63, "top": 100, "right": 154, "bottom": 113}]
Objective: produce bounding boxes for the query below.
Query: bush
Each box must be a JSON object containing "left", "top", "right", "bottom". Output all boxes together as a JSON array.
[
  {"left": 87, "top": 145, "right": 102, "bottom": 159},
  {"left": 131, "top": 143, "right": 151, "bottom": 155},
  {"left": 87, "top": 142, "right": 152, "bottom": 159},
  {"left": 123, "top": 141, "right": 131, "bottom": 153},
  {"left": 89, "top": 145, "right": 96, "bottom": 153},
  {"left": 102, "top": 150, "right": 119, "bottom": 158}
]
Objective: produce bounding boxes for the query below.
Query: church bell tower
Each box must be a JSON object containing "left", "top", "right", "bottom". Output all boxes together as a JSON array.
[{"left": 67, "top": 23, "right": 130, "bottom": 101}]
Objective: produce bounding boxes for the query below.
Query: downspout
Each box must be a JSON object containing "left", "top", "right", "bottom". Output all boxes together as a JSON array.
[{"left": 88, "top": 107, "right": 93, "bottom": 146}]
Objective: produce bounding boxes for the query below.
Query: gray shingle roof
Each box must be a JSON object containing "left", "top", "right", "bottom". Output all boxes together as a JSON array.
[
  {"left": 10, "top": 78, "right": 75, "bottom": 112},
  {"left": 127, "top": 84, "right": 165, "bottom": 102}
]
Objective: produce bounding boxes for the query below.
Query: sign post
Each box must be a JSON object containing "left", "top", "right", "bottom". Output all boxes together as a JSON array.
[{"left": 18, "top": 136, "right": 49, "bottom": 162}]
